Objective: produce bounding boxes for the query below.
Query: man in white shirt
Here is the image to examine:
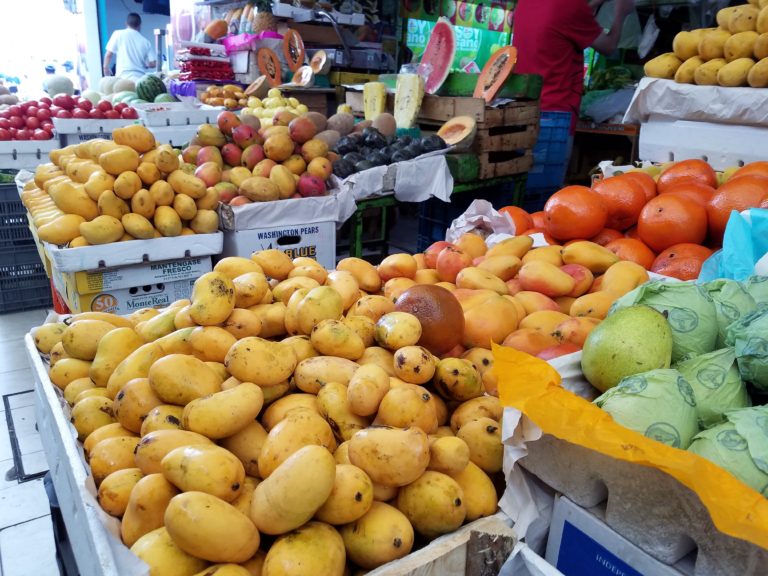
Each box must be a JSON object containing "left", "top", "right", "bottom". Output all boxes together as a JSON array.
[{"left": 103, "top": 13, "right": 157, "bottom": 80}]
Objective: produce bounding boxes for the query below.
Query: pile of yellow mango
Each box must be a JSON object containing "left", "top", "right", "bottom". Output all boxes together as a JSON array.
[{"left": 22, "top": 125, "right": 219, "bottom": 248}]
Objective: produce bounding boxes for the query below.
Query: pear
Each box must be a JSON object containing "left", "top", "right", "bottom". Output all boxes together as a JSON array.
[{"left": 581, "top": 305, "right": 673, "bottom": 393}]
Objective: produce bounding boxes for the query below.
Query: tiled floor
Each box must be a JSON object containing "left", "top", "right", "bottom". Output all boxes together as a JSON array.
[{"left": 0, "top": 308, "right": 59, "bottom": 576}]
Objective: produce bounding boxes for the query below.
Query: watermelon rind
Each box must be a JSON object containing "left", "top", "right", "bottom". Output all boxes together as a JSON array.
[
  {"left": 154, "top": 93, "right": 177, "bottom": 103},
  {"left": 136, "top": 74, "right": 167, "bottom": 102},
  {"left": 420, "top": 17, "right": 456, "bottom": 95}
]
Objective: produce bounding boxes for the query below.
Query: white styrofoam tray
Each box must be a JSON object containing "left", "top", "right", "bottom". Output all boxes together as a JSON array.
[
  {"left": 0, "top": 139, "right": 60, "bottom": 170},
  {"left": 134, "top": 103, "right": 220, "bottom": 127},
  {"left": 44, "top": 232, "right": 223, "bottom": 273}
]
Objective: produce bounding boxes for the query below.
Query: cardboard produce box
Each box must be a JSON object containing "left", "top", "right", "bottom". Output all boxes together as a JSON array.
[
  {"left": 51, "top": 256, "right": 211, "bottom": 314},
  {"left": 0, "top": 140, "right": 60, "bottom": 170},
  {"left": 219, "top": 188, "right": 356, "bottom": 269}
]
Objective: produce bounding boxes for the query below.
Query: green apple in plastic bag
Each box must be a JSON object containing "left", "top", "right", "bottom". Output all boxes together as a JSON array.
[
  {"left": 675, "top": 348, "right": 751, "bottom": 429},
  {"left": 704, "top": 279, "right": 757, "bottom": 348},
  {"left": 744, "top": 276, "right": 768, "bottom": 307},
  {"left": 594, "top": 368, "right": 699, "bottom": 449},
  {"left": 689, "top": 406, "right": 768, "bottom": 496},
  {"left": 609, "top": 280, "right": 718, "bottom": 362},
  {"left": 725, "top": 308, "right": 768, "bottom": 391}
]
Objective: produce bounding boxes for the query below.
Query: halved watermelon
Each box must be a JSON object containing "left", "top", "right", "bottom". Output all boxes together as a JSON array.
[
  {"left": 474, "top": 46, "right": 518, "bottom": 104},
  {"left": 420, "top": 17, "right": 456, "bottom": 95}
]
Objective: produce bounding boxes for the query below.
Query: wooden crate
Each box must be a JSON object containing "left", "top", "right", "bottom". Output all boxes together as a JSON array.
[
  {"left": 368, "top": 514, "right": 516, "bottom": 576},
  {"left": 345, "top": 92, "right": 540, "bottom": 126}
]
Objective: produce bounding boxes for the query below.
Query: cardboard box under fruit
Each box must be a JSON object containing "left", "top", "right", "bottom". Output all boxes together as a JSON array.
[
  {"left": 43, "top": 232, "right": 222, "bottom": 273},
  {"left": 51, "top": 257, "right": 210, "bottom": 314},
  {"left": 222, "top": 222, "right": 337, "bottom": 269},
  {"left": 147, "top": 125, "right": 199, "bottom": 147}
]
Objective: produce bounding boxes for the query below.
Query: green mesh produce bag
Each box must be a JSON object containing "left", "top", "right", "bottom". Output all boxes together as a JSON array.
[{"left": 744, "top": 276, "right": 768, "bottom": 307}]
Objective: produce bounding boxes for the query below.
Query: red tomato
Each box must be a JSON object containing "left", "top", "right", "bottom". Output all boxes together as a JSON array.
[
  {"left": 56, "top": 109, "right": 72, "bottom": 119},
  {"left": 89, "top": 108, "right": 105, "bottom": 119},
  {"left": 26, "top": 106, "right": 39, "bottom": 118},
  {"left": 0, "top": 119, "right": 9, "bottom": 130},
  {"left": 36, "top": 108, "right": 52, "bottom": 121},
  {"left": 33, "top": 129, "right": 51, "bottom": 140},
  {"left": 7, "top": 105, "right": 22, "bottom": 116},
  {"left": 72, "top": 108, "right": 90, "bottom": 119},
  {"left": 40, "top": 97, "right": 52, "bottom": 105},
  {"left": 96, "top": 100, "right": 112, "bottom": 112},
  {"left": 16, "top": 129, "right": 31, "bottom": 140},
  {"left": 0, "top": 128, "right": 10, "bottom": 141},
  {"left": 77, "top": 99, "right": 93, "bottom": 111},
  {"left": 25, "top": 117, "right": 40, "bottom": 130},
  {"left": 0, "top": 111, "right": 9, "bottom": 120},
  {"left": 121, "top": 107, "right": 138, "bottom": 119},
  {"left": 113, "top": 102, "right": 128, "bottom": 113},
  {"left": 9, "top": 116, "right": 25, "bottom": 129},
  {"left": 52, "top": 94, "right": 75, "bottom": 110},
  {"left": 38, "top": 101, "right": 51, "bottom": 109},
  {"left": 103, "top": 110, "right": 121, "bottom": 119}
]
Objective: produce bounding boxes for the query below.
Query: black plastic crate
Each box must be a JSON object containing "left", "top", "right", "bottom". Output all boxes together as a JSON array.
[
  {"left": 417, "top": 184, "right": 522, "bottom": 252},
  {"left": 0, "top": 247, "right": 51, "bottom": 313},
  {"left": 0, "top": 183, "right": 34, "bottom": 248}
]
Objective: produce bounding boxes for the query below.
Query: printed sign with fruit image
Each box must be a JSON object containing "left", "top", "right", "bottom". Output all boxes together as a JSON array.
[
  {"left": 474, "top": 46, "right": 517, "bottom": 103},
  {"left": 421, "top": 17, "right": 457, "bottom": 94},
  {"left": 257, "top": 47, "right": 282, "bottom": 87},
  {"left": 283, "top": 29, "right": 305, "bottom": 73}
]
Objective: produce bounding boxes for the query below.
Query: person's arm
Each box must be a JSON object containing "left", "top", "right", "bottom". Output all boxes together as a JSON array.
[
  {"left": 591, "top": 0, "right": 635, "bottom": 55},
  {"left": 588, "top": 0, "right": 606, "bottom": 9},
  {"left": 146, "top": 43, "right": 157, "bottom": 71},
  {"left": 103, "top": 51, "right": 114, "bottom": 76}
]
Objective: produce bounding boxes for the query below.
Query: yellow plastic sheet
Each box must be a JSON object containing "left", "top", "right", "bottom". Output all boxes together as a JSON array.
[{"left": 493, "top": 343, "right": 768, "bottom": 550}]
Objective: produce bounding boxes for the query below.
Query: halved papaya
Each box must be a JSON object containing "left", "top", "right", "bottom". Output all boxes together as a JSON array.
[
  {"left": 474, "top": 46, "right": 518, "bottom": 104},
  {"left": 437, "top": 116, "right": 477, "bottom": 150},
  {"left": 244, "top": 76, "right": 270, "bottom": 98},
  {"left": 310, "top": 50, "right": 331, "bottom": 75},
  {"left": 291, "top": 66, "right": 315, "bottom": 87},
  {"left": 257, "top": 48, "right": 282, "bottom": 87},
  {"left": 283, "top": 29, "right": 305, "bottom": 73}
]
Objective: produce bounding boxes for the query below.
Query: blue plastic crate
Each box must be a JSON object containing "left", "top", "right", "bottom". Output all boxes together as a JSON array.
[
  {"left": 526, "top": 111, "right": 571, "bottom": 193},
  {"left": 0, "top": 246, "right": 51, "bottom": 313}
]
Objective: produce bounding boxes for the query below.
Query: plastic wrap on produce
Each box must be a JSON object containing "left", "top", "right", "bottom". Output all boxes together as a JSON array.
[
  {"left": 445, "top": 199, "right": 517, "bottom": 242},
  {"left": 624, "top": 78, "right": 768, "bottom": 126},
  {"left": 340, "top": 152, "right": 452, "bottom": 202}
]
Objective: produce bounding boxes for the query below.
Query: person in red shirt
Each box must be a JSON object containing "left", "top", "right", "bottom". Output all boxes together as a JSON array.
[{"left": 513, "top": 0, "right": 635, "bottom": 132}]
